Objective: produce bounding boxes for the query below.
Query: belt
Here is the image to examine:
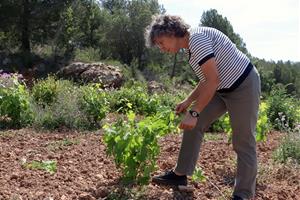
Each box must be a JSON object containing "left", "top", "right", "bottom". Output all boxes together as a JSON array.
[{"left": 217, "top": 62, "right": 253, "bottom": 93}]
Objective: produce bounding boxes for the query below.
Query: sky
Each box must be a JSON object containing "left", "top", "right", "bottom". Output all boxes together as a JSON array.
[{"left": 158, "top": 0, "right": 300, "bottom": 62}]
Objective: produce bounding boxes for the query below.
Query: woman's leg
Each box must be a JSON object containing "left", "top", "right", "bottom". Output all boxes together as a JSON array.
[
  {"left": 175, "top": 94, "right": 227, "bottom": 175},
  {"left": 223, "top": 68, "right": 261, "bottom": 199}
]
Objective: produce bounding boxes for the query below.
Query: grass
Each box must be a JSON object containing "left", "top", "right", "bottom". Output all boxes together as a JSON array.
[
  {"left": 22, "top": 160, "right": 57, "bottom": 174},
  {"left": 204, "top": 133, "right": 223, "bottom": 142},
  {"left": 47, "top": 138, "right": 80, "bottom": 151},
  {"left": 0, "top": 130, "right": 16, "bottom": 138}
]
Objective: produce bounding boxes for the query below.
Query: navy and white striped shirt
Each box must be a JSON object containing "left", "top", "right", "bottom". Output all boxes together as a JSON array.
[{"left": 186, "top": 27, "right": 250, "bottom": 90}]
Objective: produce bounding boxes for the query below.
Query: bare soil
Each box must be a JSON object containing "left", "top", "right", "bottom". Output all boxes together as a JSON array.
[{"left": 0, "top": 129, "right": 299, "bottom": 200}]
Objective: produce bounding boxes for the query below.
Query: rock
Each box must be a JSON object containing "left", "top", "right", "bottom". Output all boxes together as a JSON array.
[
  {"left": 44, "top": 198, "right": 54, "bottom": 200},
  {"left": 33, "top": 63, "right": 46, "bottom": 73},
  {"left": 147, "top": 80, "right": 165, "bottom": 94},
  {"left": 10, "top": 173, "right": 18, "bottom": 180},
  {"left": 95, "top": 174, "right": 103, "bottom": 180},
  {"left": 3, "top": 58, "right": 11, "bottom": 65},
  {"left": 178, "top": 185, "right": 194, "bottom": 192},
  {"left": 94, "top": 187, "right": 109, "bottom": 198},
  {"left": 58, "top": 62, "right": 124, "bottom": 88},
  {"left": 78, "top": 193, "right": 96, "bottom": 200}
]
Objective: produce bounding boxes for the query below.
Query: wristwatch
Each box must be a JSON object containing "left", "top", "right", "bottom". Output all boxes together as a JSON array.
[{"left": 189, "top": 110, "right": 200, "bottom": 118}]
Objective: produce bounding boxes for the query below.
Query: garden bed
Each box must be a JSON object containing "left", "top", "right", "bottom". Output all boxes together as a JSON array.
[{"left": 0, "top": 129, "right": 299, "bottom": 200}]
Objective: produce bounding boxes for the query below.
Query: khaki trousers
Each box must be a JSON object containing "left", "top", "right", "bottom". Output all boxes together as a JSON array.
[{"left": 175, "top": 67, "right": 261, "bottom": 199}]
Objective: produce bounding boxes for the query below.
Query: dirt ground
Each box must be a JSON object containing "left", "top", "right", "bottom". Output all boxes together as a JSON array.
[{"left": 0, "top": 129, "right": 299, "bottom": 200}]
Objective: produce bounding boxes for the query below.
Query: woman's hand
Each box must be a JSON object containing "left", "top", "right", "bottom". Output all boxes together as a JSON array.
[
  {"left": 179, "top": 112, "right": 197, "bottom": 130},
  {"left": 175, "top": 99, "right": 191, "bottom": 115}
]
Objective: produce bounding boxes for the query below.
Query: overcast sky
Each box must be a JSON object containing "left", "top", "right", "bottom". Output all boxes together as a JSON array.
[{"left": 158, "top": 0, "right": 300, "bottom": 62}]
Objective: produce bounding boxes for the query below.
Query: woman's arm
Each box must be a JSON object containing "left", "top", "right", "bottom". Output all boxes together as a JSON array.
[
  {"left": 190, "top": 58, "right": 220, "bottom": 112},
  {"left": 178, "top": 58, "right": 220, "bottom": 130}
]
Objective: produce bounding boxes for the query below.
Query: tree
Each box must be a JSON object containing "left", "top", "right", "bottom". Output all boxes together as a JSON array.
[
  {"left": 200, "top": 9, "right": 248, "bottom": 54},
  {"left": 102, "top": 0, "right": 163, "bottom": 67},
  {"left": 0, "top": 0, "right": 73, "bottom": 67}
]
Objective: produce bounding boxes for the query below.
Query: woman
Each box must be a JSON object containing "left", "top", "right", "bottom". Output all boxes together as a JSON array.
[{"left": 144, "top": 15, "right": 261, "bottom": 200}]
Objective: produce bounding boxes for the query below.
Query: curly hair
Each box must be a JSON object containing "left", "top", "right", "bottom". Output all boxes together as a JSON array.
[{"left": 144, "top": 14, "right": 190, "bottom": 48}]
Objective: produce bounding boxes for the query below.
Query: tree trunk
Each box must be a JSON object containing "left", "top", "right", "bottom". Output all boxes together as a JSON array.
[
  {"left": 170, "top": 53, "right": 177, "bottom": 78},
  {"left": 21, "top": 0, "right": 30, "bottom": 54},
  {"left": 20, "top": 0, "right": 32, "bottom": 68}
]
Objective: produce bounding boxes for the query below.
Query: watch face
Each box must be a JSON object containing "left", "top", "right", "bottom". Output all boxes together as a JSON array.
[{"left": 192, "top": 111, "right": 198, "bottom": 117}]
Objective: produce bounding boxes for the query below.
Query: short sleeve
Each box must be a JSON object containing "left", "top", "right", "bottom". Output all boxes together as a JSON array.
[{"left": 189, "top": 33, "right": 215, "bottom": 66}]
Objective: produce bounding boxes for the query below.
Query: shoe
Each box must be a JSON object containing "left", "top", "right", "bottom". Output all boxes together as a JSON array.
[
  {"left": 152, "top": 170, "right": 187, "bottom": 186},
  {"left": 232, "top": 195, "right": 244, "bottom": 200}
]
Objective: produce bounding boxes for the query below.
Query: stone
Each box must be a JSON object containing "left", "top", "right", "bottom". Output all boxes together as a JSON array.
[
  {"left": 58, "top": 62, "right": 123, "bottom": 88},
  {"left": 147, "top": 80, "right": 165, "bottom": 94}
]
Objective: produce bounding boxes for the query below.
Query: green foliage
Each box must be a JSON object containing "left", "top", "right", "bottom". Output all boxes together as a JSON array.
[
  {"left": 74, "top": 47, "right": 102, "bottom": 62},
  {"left": 253, "top": 58, "right": 300, "bottom": 97},
  {"left": 203, "top": 133, "right": 223, "bottom": 141},
  {"left": 192, "top": 166, "right": 206, "bottom": 182},
  {"left": 155, "top": 92, "right": 186, "bottom": 110},
  {"left": 109, "top": 83, "right": 159, "bottom": 115},
  {"left": 103, "top": 108, "right": 180, "bottom": 184},
  {"left": 103, "top": 0, "right": 162, "bottom": 67},
  {"left": 22, "top": 160, "right": 57, "bottom": 174},
  {"left": 256, "top": 102, "right": 271, "bottom": 142},
  {"left": 78, "top": 84, "right": 109, "bottom": 127},
  {"left": 0, "top": 74, "right": 32, "bottom": 129},
  {"left": 211, "top": 113, "right": 232, "bottom": 143},
  {"left": 210, "top": 101, "right": 271, "bottom": 143},
  {"left": 31, "top": 76, "right": 60, "bottom": 106},
  {"left": 47, "top": 138, "right": 80, "bottom": 151},
  {"left": 31, "top": 79, "right": 108, "bottom": 130},
  {"left": 31, "top": 82, "right": 80, "bottom": 130},
  {"left": 211, "top": 113, "right": 231, "bottom": 133},
  {"left": 109, "top": 81, "right": 187, "bottom": 116},
  {"left": 266, "top": 85, "right": 299, "bottom": 130},
  {"left": 273, "top": 132, "right": 300, "bottom": 164}
]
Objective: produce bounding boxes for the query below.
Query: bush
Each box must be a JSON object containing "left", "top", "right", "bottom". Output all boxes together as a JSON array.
[
  {"left": 266, "top": 85, "right": 299, "bottom": 130},
  {"left": 77, "top": 84, "right": 109, "bottom": 128},
  {"left": 103, "top": 108, "right": 180, "bottom": 184},
  {"left": 273, "top": 131, "right": 300, "bottom": 164},
  {"left": 31, "top": 81, "right": 82, "bottom": 130},
  {"left": 31, "top": 76, "right": 61, "bottom": 106},
  {"left": 0, "top": 73, "right": 32, "bottom": 128},
  {"left": 256, "top": 101, "right": 271, "bottom": 141},
  {"left": 210, "top": 101, "right": 271, "bottom": 142},
  {"left": 210, "top": 113, "right": 231, "bottom": 133},
  {"left": 74, "top": 47, "right": 102, "bottom": 62},
  {"left": 31, "top": 79, "right": 108, "bottom": 130},
  {"left": 108, "top": 82, "right": 159, "bottom": 115},
  {"left": 155, "top": 92, "right": 186, "bottom": 110}
]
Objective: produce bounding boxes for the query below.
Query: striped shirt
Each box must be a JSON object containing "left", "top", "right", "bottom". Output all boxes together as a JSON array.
[{"left": 186, "top": 27, "right": 250, "bottom": 90}]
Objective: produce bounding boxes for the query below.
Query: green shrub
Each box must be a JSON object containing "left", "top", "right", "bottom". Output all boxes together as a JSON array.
[
  {"left": 103, "top": 108, "right": 180, "bottom": 184},
  {"left": 0, "top": 74, "right": 32, "bottom": 128},
  {"left": 273, "top": 132, "right": 300, "bottom": 164},
  {"left": 155, "top": 92, "right": 186, "bottom": 110},
  {"left": 31, "top": 81, "right": 108, "bottom": 130},
  {"left": 256, "top": 101, "right": 271, "bottom": 142},
  {"left": 31, "top": 83, "right": 83, "bottom": 130},
  {"left": 109, "top": 83, "right": 159, "bottom": 115},
  {"left": 74, "top": 47, "right": 103, "bottom": 62},
  {"left": 22, "top": 160, "right": 57, "bottom": 174},
  {"left": 211, "top": 113, "right": 231, "bottom": 133},
  {"left": 108, "top": 81, "right": 187, "bottom": 116},
  {"left": 210, "top": 101, "right": 271, "bottom": 142},
  {"left": 78, "top": 84, "right": 109, "bottom": 128},
  {"left": 266, "top": 85, "right": 299, "bottom": 130},
  {"left": 31, "top": 76, "right": 60, "bottom": 106}
]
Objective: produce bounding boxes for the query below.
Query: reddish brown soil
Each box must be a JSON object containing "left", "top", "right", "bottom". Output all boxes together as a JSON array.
[{"left": 0, "top": 129, "right": 299, "bottom": 200}]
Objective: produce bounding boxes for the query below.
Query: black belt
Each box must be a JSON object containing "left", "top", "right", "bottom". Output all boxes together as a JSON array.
[{"left": 217, "top": 62, "right": 253, "bottom": 93}]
